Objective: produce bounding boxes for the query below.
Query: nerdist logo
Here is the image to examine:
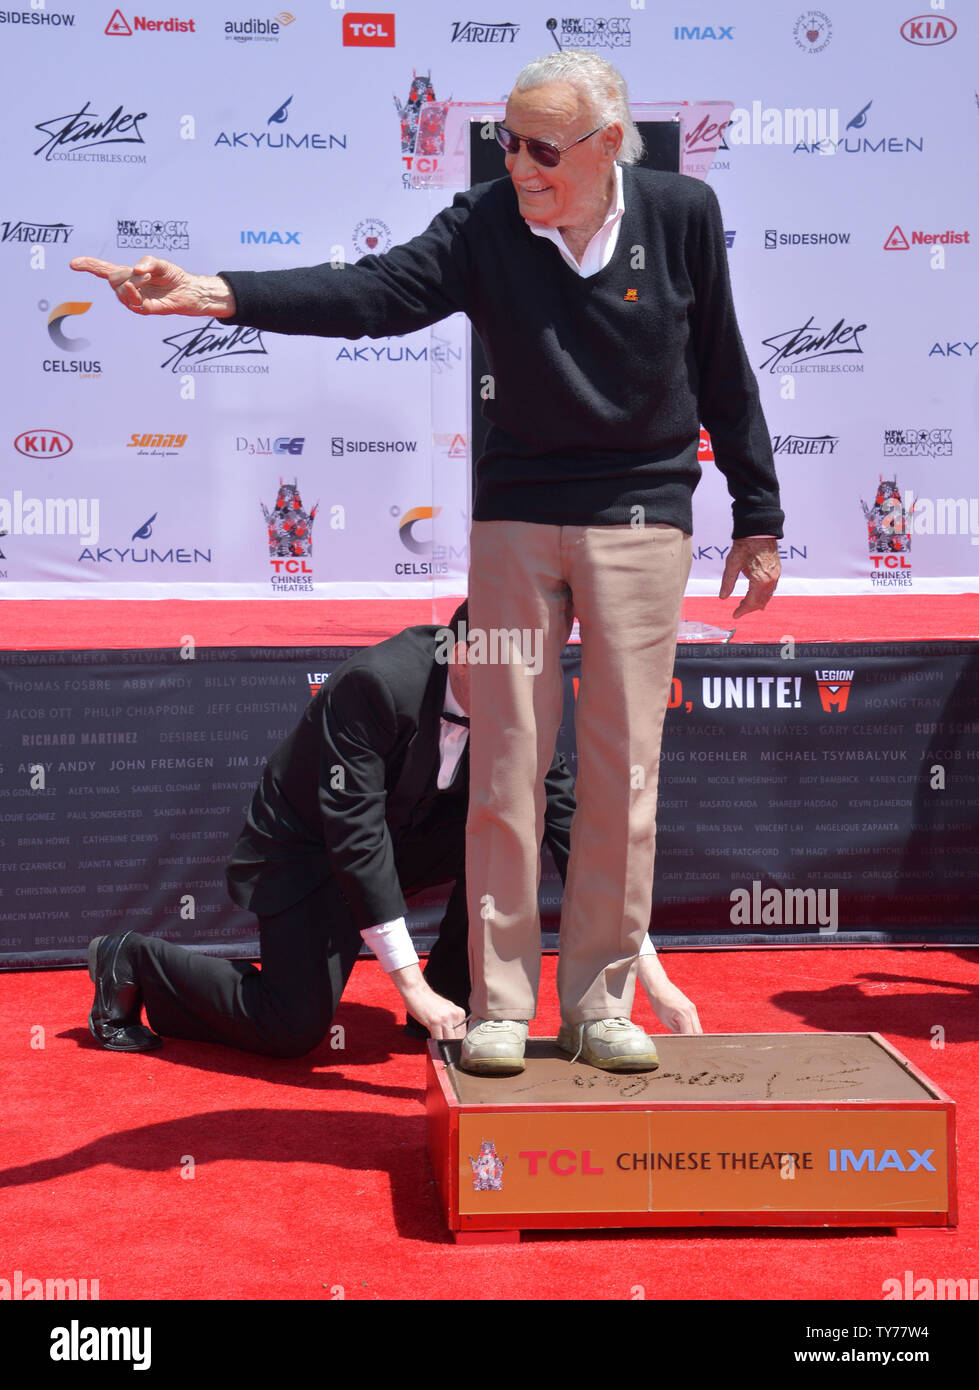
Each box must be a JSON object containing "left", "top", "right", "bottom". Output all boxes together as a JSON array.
[
  {"left": 794, "top": 99, "right": 923, "bottom": 156},
  {"left": 884, "top": 224, "right": 970, "bottom": 249},
  {"left": 765, "top": 228, "right": 851, "bottom": 249},
  {"left": 78, "top": 511, "right": 212, "bottom": 565},
  {"left": 344, "top": 13, "right": 395, "bottom": 46},
  {"left": 117, "top": 217, "right": 189, "bottom": 251},
  {"left": 396, "top": 72, "right": 446, "bottom": 186},
  {"left": 759, "top": 313, "right": 866, "bottom": 373},
  {"left": 860, "top": 476, "right": 912, "bottom": 587},
  {"left": 215, "top": 96, "right": 346, "bottom": 152},
  {"left": 160, "top": 320, "right": 268, "bottom": 373},
  {"left": 262, "top": 479, "right": 316, "bottom": 592},
  {"left": 883, "top": 428, "right": 951, "bottom": 458},
  {"left": 105, "top": 10, "right": 197, "bottom": 35},
  {"left": 34, "top": 99, "right": 148, "bottom": 162},
  {"left": 2, "top": 219, "right": 73, "bottom": 246},
  {"left": 224, "top": 12, "right": 295, "bottom": 43},
  {"left": 15, "top": 430, "right": 73, "bottom": 459},
  {"left": 42, "top": 300, "right": 101, "bottom": 377}
]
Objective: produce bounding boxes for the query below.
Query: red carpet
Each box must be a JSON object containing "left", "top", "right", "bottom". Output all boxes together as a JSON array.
[
  {"left": 1, "top": 593, "right": 977, "bottom": 650},
  {"left": 2, "top": 948, "right": 975, "bottom": 1301}
]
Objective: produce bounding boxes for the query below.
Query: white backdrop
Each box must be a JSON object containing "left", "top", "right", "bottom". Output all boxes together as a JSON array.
[{"left": 1, "top": 0, "right": 976, "bottom": 600}]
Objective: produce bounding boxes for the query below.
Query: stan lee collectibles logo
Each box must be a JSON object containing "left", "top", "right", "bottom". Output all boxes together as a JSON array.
[{"left": 759, "top": 315, "right": 866, "bottom": 373}]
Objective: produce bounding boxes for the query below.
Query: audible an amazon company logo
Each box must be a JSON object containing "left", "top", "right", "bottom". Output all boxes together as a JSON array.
[{"left": 343, "top": 13, "right": 395, "bottom": 46}]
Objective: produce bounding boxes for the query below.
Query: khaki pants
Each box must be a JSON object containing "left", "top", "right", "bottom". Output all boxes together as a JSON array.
[{"left": 466, "top": 520, "right": 692, "bottom": 1024}]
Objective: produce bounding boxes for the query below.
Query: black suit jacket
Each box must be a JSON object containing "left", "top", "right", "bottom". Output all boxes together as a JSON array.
[{"left": 226, "top": 624, "right": 574, "bottom": 926}]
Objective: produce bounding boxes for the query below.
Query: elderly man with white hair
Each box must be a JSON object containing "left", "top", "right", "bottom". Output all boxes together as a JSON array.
[{"left": 73, "top": 50, "right": 782, "bottom": 1076}]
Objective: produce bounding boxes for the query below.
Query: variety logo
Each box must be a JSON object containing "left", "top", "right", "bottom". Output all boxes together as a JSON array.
[
  {"left": 883, "top": 428, "right": 952, "bottom": 458},
  {"left": 331, "top": 436, "right": 417, "bottom": 456},
  {"left": 674, "top": 24, "right": 734, "bottom": 40},
  {"left": 215, "top": 97, "right": 346, "bottom": 152},
  {"left": 861, "top": 476, "right": 912, "bottom": 586},
  {"left": 545, "top": 16, "right": 631, "bottom": 48},
  {"left": 127, "top": 431, "right": 188, "bottom": 456},
  {"left": 450, "top": 20, "right": 518, "bottom": 42},
  {"left": 900, "top": 15, "right": 957, "bottom": 45},
  {"left": 78, "top": 511, "right": 211, "bottom": 565},
  {"left": 34, "top": 100, "right": 148, "bottom": 162},
  {"left": 765, "top": 229, "right": 851, "bottom": 248},
  {"left": 239, "top": 229, "right": 301, "bottom": 245},
  {"left": 117, "top": 217, "right": 189, "bottom": 251},
  {"left": 759, "top": 314, "right": 867, "bottom": 373},
  {"left": 815, "top": 668, "right": 854, "bottom": 713},
  {"left": 352, "top": 218, "right": 391, "bottom": 257},
  {"left": 105, "top": 9, "right": 197, "bottom": 34},
  {"left": 15, "top": 430, "right": 73, "bottom": 458},
  {"left": 235, "top": 435, "right": 304, "bottom": 455},
  {"left": 343, "top": 12, "right": 395, "bottom": 46},
  {"left": 884, "top": 224, "right": 970, "bottom": 249},
  {"left": 262, "top": 479, "right": 316, "bottom": 591},
  {"left": 928, "top": 338, "right": 977, "bottom": 358},
  {"left": 2, "top": 219, "right": 73, "bottom": 245},
  {"left": 771, "top": 433, "right": 839, "bottom": 456},
  {"left": 793, "top": 9, "right": 832, "bottom": 54},
  {"left": 224, "top": 12, "right": 295, "bottom": 42},
  {"left": 160, "top": 320, "right": 268, "bottom": 373},
  {"left": 0, "top": 492, "right": 99, "bottom": 544},
  {"left": 397, "top": 71, "right": 446, "bottom": 186},
  {"left": 794, "top": 99, "right": 924, "bottom": 157}
]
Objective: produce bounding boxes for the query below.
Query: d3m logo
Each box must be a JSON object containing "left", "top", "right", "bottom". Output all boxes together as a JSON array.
[
  {"left": 48, "top": 302, "right": 91, "bottom": 352},
  {"left": 15, "top": 429, "right": 73, "bottom": 458},
  {"left": 828, "top": 1148, "right": 935, "bottom": 1172},
  {"left": 469, "top": 1140, "right": 505, "bottom": 1192},
  {"left": 815, "top": 669, "right": 854, "bottom": 714},
  {"left": 343, "top": 13, "right": 395, "bottom": 46}
]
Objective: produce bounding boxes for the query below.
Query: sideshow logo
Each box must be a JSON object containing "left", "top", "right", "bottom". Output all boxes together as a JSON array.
[
  {"left": 861, "top": 476, "right": 913, "bottom": 587},
  {"left": 215, "top": 96, "right": 346, "bottom": 152},
  {"left": 117, "top": 218, "right": 189, "bottom": 251},
  {"left": 545, "top": 17, "right": 631, "bottom": 49},
  {"left": 78, "top": 511, "right": 212, "bottom": 565},
  {"left": 105, "top": 9, "right": 197, "bottom": 35},
  {"left": 451, "top": 20, "right": 518, "bottom": 42},
  {"left": 469, "top": 1141, "right": 506, "bottom": 1191},
  {"left": 902, "top": 490, "right": 979, "bottom": 544},
  {"left": 0, "top": 491, "right": 99, "bottom": 544},
  {"left": 160, "top": 320, "right": 268, "bottom": 372},
  {"left": 224, "top": 13, "right": 295, "bottom": 42},
  {"left": 884, "top": 225, "right": 970, "bottom": 249},
  {"left": 928, "top": 338, "right": 977, "bottom": 358},
  {"left": 815, "top": 669, "right": 854, "bottom": 713},
  {"left": 765, "top": 229, "right": 850, "bottom": 248},
  {"left": 344, "top": 13, "right": 395, "bottom": 46},
  {"left": 772, "top": 433, "right": 839, "bottom": 456},
  {"left": 794, "top": 99, "right": 924, "bottom": 156},
  {"left": 0, "top": 8, "right": 76, "bottom": 25},
  {"left": 352, "top": 218, "right": 391, "bottom": 257},
  {"left": 793, "top": 9, "right": 832, "bottom": 54},
  {"left": 2, "top": 219, "right": 73, "bottom": 245},
  {"left": 263, "top": 480, "right": 316, "bottom": 591},
  {"left": 758, "top": 315, "right": 866, "bottom": 373},
  {"left": 332, "top": 436, "right": 417, "bottom": 456},
  {"left": 240, "top": 229, "right": 301, "bottom": 245},
  {"left": 673, "top": 25, "right": 734, "bottom": 40},
  {"left": 235, "top": 435, "right": 303, "bottom": 455},
  {"left": 900, "top": 15, "right": 957, "bottom": 45},
  {"left": 34, "top": 101, "right": 148, "bottom": 161},
  {"left": 397, "top": 72, "right": 447, "bottom": 186},
  {"left": 15, "top": 430, "right": 73, "bottom": 458},
  {"left": 127, "top": 431, "right": 188, "bottom": 456},
  {"left": 883, "top": 428, "right": 952, "bottom": 458}
]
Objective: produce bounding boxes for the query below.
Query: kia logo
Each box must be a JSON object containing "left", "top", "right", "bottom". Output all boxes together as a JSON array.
[
  {"left": 900, "top": 15, "right": 957, "bottom": 45},
  {"left": 15, "top": 429, "right": 73, "bottom": 457}
]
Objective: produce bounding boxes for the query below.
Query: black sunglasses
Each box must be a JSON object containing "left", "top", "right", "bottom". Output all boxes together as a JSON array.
[{"left": 494, "top": 123, "right": 604, "bottom": 169}]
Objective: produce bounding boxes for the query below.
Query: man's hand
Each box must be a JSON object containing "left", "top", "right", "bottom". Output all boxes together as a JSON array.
[
  {"left": 638, "top": 954, "right": 702, "bottom": 1035},
  {"left": 69, "top": 255, "right": 236, "bottom": 319},
  {"left": 718, "top": 537, "right": 780, "bottom": 618},
  {"left": 389, "top": 964, "right": 467, "bottom": 1040}
]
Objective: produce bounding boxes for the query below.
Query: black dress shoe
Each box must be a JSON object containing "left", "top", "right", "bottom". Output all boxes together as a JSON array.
[{"left": 88, "top": 932, "right": 163, "bottom": 1052}]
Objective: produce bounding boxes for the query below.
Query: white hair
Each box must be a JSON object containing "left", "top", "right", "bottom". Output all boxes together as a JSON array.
[{"left": 512, "top": 50, "right": 644, "bottom": 165}]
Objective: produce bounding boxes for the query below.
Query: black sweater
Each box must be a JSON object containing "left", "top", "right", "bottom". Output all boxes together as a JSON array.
[{"left": 221, "top": 165, "right": 783, "bottom": 537}]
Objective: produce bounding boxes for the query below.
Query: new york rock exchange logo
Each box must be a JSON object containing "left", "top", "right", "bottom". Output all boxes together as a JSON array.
[
  {"left": 469, "top": 1140, "right": 506, "bottom": 1192},
  {"left": 262, "top": 479, "right": 317, "bottom": 556}
]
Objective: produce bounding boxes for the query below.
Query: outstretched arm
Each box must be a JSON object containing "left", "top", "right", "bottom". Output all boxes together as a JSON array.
[{"left": 71, "top": 255, "right": 235, "bottom": 318}]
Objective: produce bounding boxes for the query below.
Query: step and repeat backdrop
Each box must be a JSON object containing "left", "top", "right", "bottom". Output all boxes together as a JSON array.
[{"left": 1, "top": 2, "right": 977, "bottom": 599}]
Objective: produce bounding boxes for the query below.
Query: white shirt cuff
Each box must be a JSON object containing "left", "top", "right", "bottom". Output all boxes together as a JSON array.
[{"left": 360, "top": 918, "right": 419, "bottom": 973}]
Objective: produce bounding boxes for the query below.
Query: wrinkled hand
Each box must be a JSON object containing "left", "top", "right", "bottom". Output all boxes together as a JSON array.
[
  {"left": 638, "top": 955, "right": 703, "bottom": 1034},
  {"left": 390, "top": 967, "right": 467, "bottom": 1040},
  {"left": 69, "top": 255, "right": 234, "bottom": 318},
  {"left": 718, "top": 537, "right": 780, "bottom": 618}
]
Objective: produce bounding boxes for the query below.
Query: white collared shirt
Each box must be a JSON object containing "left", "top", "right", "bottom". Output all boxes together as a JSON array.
[{"left": 524, "top": 161, "right": 625, "bottom": 277}]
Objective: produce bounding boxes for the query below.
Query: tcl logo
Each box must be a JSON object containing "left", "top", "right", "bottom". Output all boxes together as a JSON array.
[
  {"left": 342, "top": 12, "right": 395, "bottom": 46},
  {"left": 900, "top": 15, "right": 957, "bottom": 45},
  {"left": 15, "top": 429, "right": 73, "bottom": 457}
]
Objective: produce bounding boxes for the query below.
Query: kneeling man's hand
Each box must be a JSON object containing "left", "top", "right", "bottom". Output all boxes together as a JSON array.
[{"left": 390, "top": 965, "right": 468, "bottom": 1039}]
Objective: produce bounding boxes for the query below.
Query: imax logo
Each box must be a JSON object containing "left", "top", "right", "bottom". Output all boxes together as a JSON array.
[
  {"left": 828, "top": 1148, "right": 935, "bottom": 1173},
  {"left": 240, "top": 230, "right": 301, "bottom": 245},
  {"left": 673, "top": 25, "right": 734, "bottom": 39}
]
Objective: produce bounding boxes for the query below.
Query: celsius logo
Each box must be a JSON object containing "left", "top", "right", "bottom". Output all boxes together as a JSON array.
[
  {"left": 900, "top": 15, "right": 956, "bottom": 45},
  {"left": 47, "top": 302, "right": 91, "bottom": 352},
  {"left": 397, "top": 504, "right": 441, "bottom": 554},
  {"left": 343, "top": 13, "right": 395, "bottom": 46},
  {"left": 160, "top": 320, "right": 268, "bottom": 372},
  {"left": 15, "top": 429, "right": 73, "bottom": 458},
  {"left": 815, "top": 669, "right": 854, "bottom": 713},
  {"left": 33, "top": 101, "right": 148, "bottom": 161},
  {"left": 105, "top": 10, "right": 197, "bottom": 35},
  {"left": 215, "top": 97, "right": 346, "bottom": 151}
]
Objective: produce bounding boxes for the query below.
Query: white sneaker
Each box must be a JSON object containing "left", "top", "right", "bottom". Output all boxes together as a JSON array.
[{"left": 459, "top": 1018, "right": 528, "bottom": 1075}]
